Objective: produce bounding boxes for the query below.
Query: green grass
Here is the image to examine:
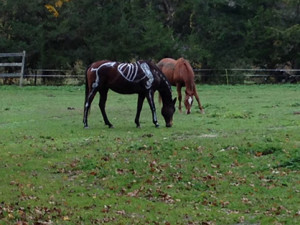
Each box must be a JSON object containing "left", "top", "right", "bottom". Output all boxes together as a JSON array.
[{"left": 0, "top": 84, "right": 299, "bottom": 224}]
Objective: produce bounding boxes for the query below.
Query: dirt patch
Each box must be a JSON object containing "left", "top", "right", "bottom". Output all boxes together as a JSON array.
[{"left": 199, "top": 134, "right": 218, "bottom": 138}]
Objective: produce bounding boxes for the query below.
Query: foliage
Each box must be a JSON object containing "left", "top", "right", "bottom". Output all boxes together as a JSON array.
[
  {"left": 0, "top": 0, "right": 299, "bottom": 70},
  {"left": 0, "top": 85, "right": 300, "bottom": 224}
]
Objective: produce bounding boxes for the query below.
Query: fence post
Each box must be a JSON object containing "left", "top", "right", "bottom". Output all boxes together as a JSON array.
[
  {"left": 225, "top": 69, "right": 229, "bottom": 85},
  {"left": 19, "top": 50, "right": 26, "bottom": 86}
]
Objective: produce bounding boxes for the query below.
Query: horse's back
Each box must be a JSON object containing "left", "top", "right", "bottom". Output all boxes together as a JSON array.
[
  {"left": 157, "top": 58, "right": 177, "bottom": 71},
  {"left": 157, "top": 58, "right": 177, "bottom": 84}
]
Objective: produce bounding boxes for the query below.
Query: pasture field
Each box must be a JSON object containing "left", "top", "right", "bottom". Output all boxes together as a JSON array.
[{"left": 0, "top": 84, "right": 299, "bottom": 225}]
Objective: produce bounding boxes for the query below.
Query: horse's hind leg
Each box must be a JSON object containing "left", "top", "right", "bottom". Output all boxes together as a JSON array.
[
  {"left": 194, "top": 89, "right": 205, "bottom": 114},
  {"left": 99, "top": 89, "right": 113, "bottom": 128},
  {"left": 83, "top": 87, "right": 98, "bottom": 128},
  {"left": 135, "top": 93, "right": 145, "bottom": 128}
]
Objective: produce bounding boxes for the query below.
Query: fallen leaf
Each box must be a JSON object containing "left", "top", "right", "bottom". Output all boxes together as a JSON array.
[
  {"left": 63, "top": 216, "right": 70, "bottom": 221},
  {"left": 116, "top": 210, "right": 126, "bottom": 215},
  {"left": 127, "top": 189, "right": 140, "bottom": 197},
  {"left": 89, "top": 171, "right": 97, "bottom": 176}
]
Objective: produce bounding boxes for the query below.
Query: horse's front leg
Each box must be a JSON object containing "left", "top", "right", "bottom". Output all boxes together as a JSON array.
[
  {"left": 99, "top": 89, "right": 113, "bottom": 128},
  {"left": 146, "top": 90, "right": 159, "bottom": 127},
  {"left": 176, "top": 84, "right": 182, "bottom": 113},
  {"left": 83, "top": 87, "right": 98, "bottom": 128},
  {"left": 135, "top": 93, "right": 145, "bottom": 128},
  {"left": 194, "top": 89, "right": 205, "bottom": 114}
]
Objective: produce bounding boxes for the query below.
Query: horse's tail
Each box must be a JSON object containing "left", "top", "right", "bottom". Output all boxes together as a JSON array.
[
  {"left": 84, "top": 64, "right": 92, "bottom": 117},
  {"left": 84, "top": 65, "right": 90, "bottom": 104}
]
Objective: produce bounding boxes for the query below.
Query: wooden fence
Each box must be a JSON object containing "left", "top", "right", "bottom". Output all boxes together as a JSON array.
[{"left": 0, "top": 51, "right": 26, "bottom": 86}]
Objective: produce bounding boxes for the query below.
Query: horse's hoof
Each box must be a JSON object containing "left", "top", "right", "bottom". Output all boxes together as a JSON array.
[
  {"left": 109, "top": 125, "right": 114, "bottom": 128},
  {"left": 155, "top": 124, "right": 160, "bottom": 128},
  {"left": 84, "top": 125, "right": 89, "bottom": 129},
  {"left": 136, "top": 125, "right": 141, "bottom": 128},
  {"left": 200, "top": 108, "right": 205, "bottom": 114}
]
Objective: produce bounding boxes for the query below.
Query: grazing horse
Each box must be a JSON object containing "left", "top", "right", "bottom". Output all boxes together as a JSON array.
[
  {"left": 83, "top": 60, "right": 176, "bottom": 128},
  {"left": 157, "top": 58, "right": 204, "bottom": 114}
]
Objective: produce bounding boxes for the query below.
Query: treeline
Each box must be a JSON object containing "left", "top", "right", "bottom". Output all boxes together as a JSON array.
[{"left": 0, "top": 0, "right": 299, "bottom": 72}]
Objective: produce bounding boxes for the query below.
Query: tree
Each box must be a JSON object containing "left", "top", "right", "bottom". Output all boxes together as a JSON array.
[
  {"left": 1, "top": 0, "right": 298, "bottom": 72},
  {"left": 245, "top": 0, "right": 300, "bottom": 68},
  {"left": 0, "top": 0, "right": 47, "bottom": 68}
]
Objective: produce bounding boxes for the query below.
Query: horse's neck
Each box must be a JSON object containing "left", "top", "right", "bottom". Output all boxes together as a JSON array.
[
  {"left": 159, "top": 89, "right": 172, "bottom": 105},
  {"left": 180, "top": 61, "right": 195, "bottom": 93},
  {"left": 158, "top": 75, "right": 172, "bottom": 104},
  {"left": 185, "top": 78, "right": 195, "bottom": 94}
]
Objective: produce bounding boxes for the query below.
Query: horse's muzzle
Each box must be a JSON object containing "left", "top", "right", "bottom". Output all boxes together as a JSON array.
[{"left": 166, "top": 121, "right": 173, "bottom": 127}]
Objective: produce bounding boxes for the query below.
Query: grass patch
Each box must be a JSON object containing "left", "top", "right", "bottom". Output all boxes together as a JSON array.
[{"left": 0, "top": 84, "right": 299, "bottom": 224}]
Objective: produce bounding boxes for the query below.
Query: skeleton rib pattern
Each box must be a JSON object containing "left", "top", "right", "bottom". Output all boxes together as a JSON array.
[{"left": 117, "top": 63, "right": 139, "bottom": 82}]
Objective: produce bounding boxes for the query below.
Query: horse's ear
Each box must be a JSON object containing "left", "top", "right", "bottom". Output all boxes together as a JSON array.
[{"left": 173, "top": 97, "right": 177, "bottom": 104}]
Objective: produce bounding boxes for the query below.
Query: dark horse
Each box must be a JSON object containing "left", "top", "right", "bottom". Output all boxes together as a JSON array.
[
  {"left": 83, "top": 60, "right": 176, "bottom": 128},
  {"left": 157, "top": 58, "right": 204, "bottom": 114}
]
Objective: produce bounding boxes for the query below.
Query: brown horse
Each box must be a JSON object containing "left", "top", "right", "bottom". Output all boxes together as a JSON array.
[
  {"left": 157, "top": 58, "right": 204, "bottom": 114},
  {"left": 83, "top": 60, "right": 176, "bottom": 128}
]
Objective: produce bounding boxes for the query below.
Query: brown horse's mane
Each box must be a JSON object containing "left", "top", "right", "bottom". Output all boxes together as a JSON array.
[{"left": 177, "top": 58, "right": 195, "bottom": 94}]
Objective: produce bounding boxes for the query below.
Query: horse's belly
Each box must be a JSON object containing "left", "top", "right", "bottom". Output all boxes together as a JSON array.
[{"left": 108, "top": 82, "right": 142, "bottom": 94}]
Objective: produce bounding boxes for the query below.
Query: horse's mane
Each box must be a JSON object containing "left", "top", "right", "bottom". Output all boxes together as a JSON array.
[{"left": 177, "top": 58, "right": 195, "bottom": 94}]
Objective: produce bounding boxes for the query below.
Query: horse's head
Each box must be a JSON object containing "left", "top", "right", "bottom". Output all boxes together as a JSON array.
[
  {"left": 184, "top": 90, "right": 194, "bottom": 114},
  {"left": 161, "top": 98, "right": 176, "bottom": 127}
]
